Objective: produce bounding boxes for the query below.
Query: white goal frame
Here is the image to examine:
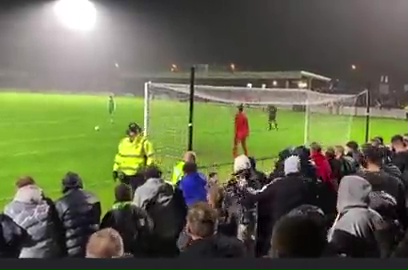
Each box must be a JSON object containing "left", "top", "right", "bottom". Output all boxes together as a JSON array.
[{"left": 143, "top": 82, "right": 368, "bottom": 146}]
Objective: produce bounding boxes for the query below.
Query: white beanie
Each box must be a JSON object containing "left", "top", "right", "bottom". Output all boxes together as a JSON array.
[
  {"left": 284, "top": 155, "right": 300, "bottom": 175},
  {"left": 233, "top": 155, "right": 251, "bottom": 174}
]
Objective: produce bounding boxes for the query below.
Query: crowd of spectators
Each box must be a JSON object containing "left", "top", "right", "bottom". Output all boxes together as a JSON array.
[{"left": 3, "top": 133, "right": 408, "bottom": 258}]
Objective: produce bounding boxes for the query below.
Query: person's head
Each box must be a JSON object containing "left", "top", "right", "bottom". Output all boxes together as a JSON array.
[
  {"left": 16, "top": 176, "right": 36, "bottom": 189},
  {"left": 391, "top": 134, "right": 407, "bottom": 152},
  {"left": 114, "top": 183, "right": 132, "bottom": 202},
  {"left": 361, "top": 144, "right": 383, "bottom": 170},
  {"left": 325, "top": 147, "right": 335, "bottom": 159},
  {"left": 269, "top": 212, "right": 327, "bottom": 258},
  {"left": 233, "top": 155, "right": 252, "bottom": 181},
  {"left": 207, "top": 184, "right": 224, "bottom": 209},
  {"left": 183, "top": 161, "right": 197, "bottom": 175},
  {"left": 346, "top": 141, "right": 359, "bottom": 153},
  {"left": 86, "top": 228, "right": 124, "bottom": 258},
  {"left": 62, "top": 172, "right": 83, "bottom": 194},
  {"left": 284, "top": 155, "right": 301, "bottom": 176},
  {"left": 371, "top": 136, "right": 384, "bottom": 147},
  {"left": 183, "top": 151, "right": 197, "bottom": 163},
  {"left": 127, "top": 122, "right": 141, "bottom": 139},
  {"left": 237, "top": 104, "right": 244, "bottom": 112},
  {"left": 144, "top": 165, "right": 162, "bottom": 180},
  {"left": 310, "top": 142, "right": 322, "bottom": 154},
  {"left": 334, "top": 145, "right": 345, "bottom": 159},
  {"left": 186, "top": 202, "right": 217, "bottom": 240}
]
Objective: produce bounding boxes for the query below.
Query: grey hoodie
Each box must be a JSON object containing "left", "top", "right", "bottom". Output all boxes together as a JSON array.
[{"left": 329, "top": 175, "right": 383, "bottom": 241}]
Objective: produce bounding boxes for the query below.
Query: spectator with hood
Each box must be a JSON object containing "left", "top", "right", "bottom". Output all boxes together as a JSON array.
[
  {"left": 55, "top": 172, "right": 101, "bottom": 257},
  {"left": 0, "top": 213, "right": 27, "bottom": 258},
  {"left": 101, "top": 183, "right": 153, "bottom": 257},
  {"left": 180, "top": 202, "right": 246, "bottom": 258},
  {"left": 328, "top": 175, "right": 383, "bottom": 257},
  {"left": 4, "top": 177, "right": 62, "bottom": 258}
]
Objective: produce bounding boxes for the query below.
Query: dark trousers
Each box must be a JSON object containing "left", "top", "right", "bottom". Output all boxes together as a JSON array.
[{"left": 121, "top": 173, "right": 145, "bottom": 192}]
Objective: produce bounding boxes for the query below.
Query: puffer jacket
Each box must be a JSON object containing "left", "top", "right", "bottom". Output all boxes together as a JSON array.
[
  {"left": 55, "top": 189, "right": 101, "bottom": 257},
  {"left": 0, "top": 214, "right": 27, "bottom": 258},
  {"left": 4, "top": 185, "right": 62, "bottom": 258}
]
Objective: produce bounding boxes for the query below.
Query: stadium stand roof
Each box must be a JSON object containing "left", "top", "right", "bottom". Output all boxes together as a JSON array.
[{"left": 124, "top": 70, "right": 331, "bottom": 82}]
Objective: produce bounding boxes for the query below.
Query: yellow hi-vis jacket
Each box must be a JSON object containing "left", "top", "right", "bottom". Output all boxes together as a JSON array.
[
  {"left": 113, "top": 135, "right": 154, "bottom": 176},
  {"left": 171, "top": 161, "right": 185, "bottom": 185}
]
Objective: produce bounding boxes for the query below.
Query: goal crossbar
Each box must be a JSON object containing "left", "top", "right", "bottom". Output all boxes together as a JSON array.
[{"left": 149, "top": 82, "right": 366, "bottom": 106}]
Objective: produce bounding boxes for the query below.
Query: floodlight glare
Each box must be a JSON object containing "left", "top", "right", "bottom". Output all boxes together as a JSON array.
[{"left": 54, "top": 0, "right": 97, "bottom": 32}]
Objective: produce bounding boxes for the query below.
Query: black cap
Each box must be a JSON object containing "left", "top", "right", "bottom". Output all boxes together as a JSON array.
[
  {"left": 127, "top": 122, "right": 141, "bottom": 134},
  {"left": 62, "top": 172, "right": 83, "bottom": 192}
]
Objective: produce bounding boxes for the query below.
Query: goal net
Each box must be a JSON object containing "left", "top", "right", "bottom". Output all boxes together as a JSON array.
[{"left": 144, "top": 82, "right": 367, "bottom": 172}]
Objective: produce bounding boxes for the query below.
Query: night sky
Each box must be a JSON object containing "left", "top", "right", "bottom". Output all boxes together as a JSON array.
[{"left": 0, "top": 0, "right": 407, "bottom": 87}]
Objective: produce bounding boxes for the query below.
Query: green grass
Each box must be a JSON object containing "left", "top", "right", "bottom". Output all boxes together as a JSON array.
[{"left": 1, "top": 92, "right": 406, "bottom": 212}]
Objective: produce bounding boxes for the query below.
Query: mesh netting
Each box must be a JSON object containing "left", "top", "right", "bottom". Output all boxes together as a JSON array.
[{"left": 144, "top": 83, "right": 366, "bottom": 171}]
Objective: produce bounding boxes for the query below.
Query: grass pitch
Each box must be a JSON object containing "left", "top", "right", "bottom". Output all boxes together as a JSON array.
[{"left": 1, "top": 92, "right": 407, "bottom": 212}]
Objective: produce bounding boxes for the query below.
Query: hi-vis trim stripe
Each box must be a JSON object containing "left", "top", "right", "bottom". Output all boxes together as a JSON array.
[{"left": 118, "top": 153, "right": 144, "bottom": 158}]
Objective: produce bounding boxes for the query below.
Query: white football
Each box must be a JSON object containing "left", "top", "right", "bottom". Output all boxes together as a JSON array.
[{"left": 94, "top": 126, "right": 100, "bottom": 131}]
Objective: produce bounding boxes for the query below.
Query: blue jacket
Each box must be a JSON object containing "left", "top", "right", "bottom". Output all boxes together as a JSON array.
[{"left": 180, "top": 172, "right": 207, "bottom": 207}]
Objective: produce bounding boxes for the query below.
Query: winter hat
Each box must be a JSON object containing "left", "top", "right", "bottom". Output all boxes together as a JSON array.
[
  {"left": 62, "top": 172, "right": 83, "bottom": 191},
  {"left": 233, "top": 155, "right": 251, "bottom": 174},
  {"left": 284, "top": 155, "right": 300, "bottom": 175}
]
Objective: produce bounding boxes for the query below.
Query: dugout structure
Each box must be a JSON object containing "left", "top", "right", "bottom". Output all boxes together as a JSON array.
[{"left": 142, "top": 68, "right": 369, "bottom": 170}]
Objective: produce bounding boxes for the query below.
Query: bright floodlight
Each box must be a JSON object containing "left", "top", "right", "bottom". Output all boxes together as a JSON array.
[{"left": 54, "top": 0, "right": 97, "bottom": 32}]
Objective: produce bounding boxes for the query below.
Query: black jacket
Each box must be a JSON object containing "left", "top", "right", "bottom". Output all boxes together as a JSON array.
[
  {"left": 249, "top": 173, "right": 318, "bottom": 229},
  {"left": 101, "top": 202, "right": 153, "bottom": 257},
  {"left": 327, "top": 157, "right": 343, "bottom": 183},
  {"left": 0, "top": 214, "right": 27, "bottom": 258},
  {"left": 55, "top": 189, "right": 101, "bottom": 257},
  {"left": 180, "top": 234, "right": 246, "bottom": 258},
  {"left": 359, "top": 170, "right": 408, "bottom": 229}
]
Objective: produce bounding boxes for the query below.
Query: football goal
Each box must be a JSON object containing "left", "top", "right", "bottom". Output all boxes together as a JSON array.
[{"left": 143, "top": 80, "right": 368, "bottom": 171}]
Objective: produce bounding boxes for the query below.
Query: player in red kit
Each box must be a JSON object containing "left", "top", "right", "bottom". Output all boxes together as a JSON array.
[{"left": 233, "top": 104, "right": 249, "bottom": 157}]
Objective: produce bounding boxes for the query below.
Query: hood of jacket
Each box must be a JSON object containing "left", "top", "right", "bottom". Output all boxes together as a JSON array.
[
  {"left": 337, "top": 175, "right": 371, "bottom": 213},
  {"left": 13, "top": 185, "right": 43, "bottom": 204}
]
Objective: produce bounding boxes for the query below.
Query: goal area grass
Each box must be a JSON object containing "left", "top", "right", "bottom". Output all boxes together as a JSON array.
[{"left": 1, "top": 92, "right": 406, "bottom": 212}]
